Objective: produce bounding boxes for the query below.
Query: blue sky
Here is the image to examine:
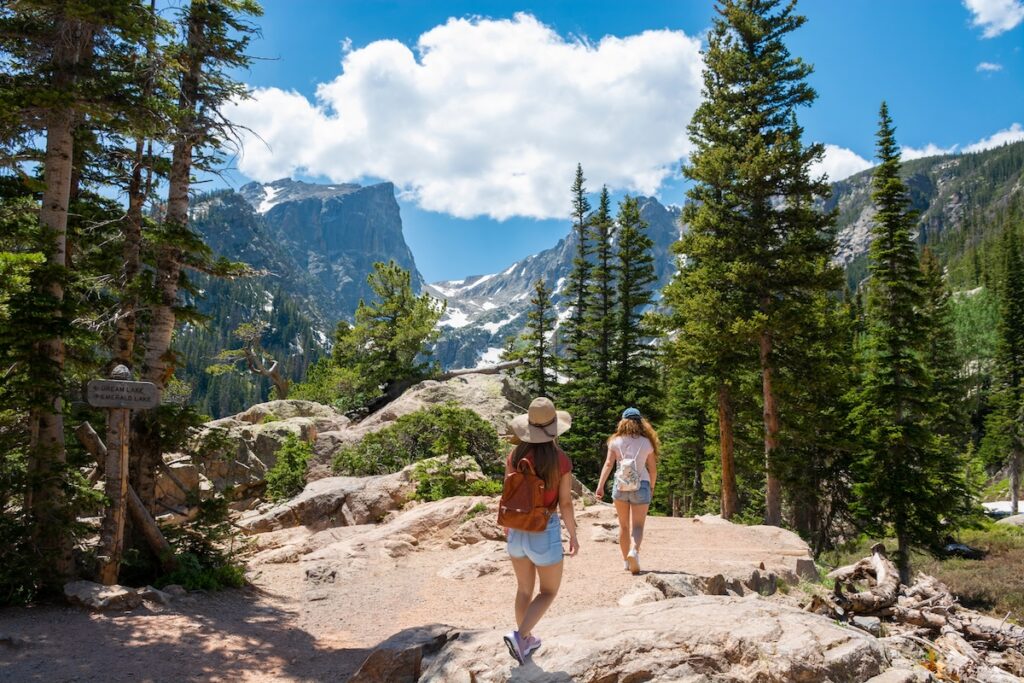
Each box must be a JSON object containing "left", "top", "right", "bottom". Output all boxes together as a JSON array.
[{"left": 223, "top": 0, "right": 1024, "bottom": 282}]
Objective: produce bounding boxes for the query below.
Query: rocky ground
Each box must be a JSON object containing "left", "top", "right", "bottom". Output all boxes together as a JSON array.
[
  {"left": 2, "top": 497, "right": 919, "bottom": 682},
  {"left": 0, "top": 379, "right": 998, "bottom": 681}
]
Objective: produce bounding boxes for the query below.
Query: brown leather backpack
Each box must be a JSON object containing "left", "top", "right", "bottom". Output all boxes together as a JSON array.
[{"left": 498, "top": 456, "right": 556, "bottom": 532}]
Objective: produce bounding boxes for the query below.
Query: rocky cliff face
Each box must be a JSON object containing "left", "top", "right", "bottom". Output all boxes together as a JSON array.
[
  {"left": 428, "top": 196, "right": 683, "bottom": 369},
  {"left": 236, "top": 178, "right": 424, "bottom": 320},
  {"left": 829, "top": 140, "right": 1024, "bottom": 286},
  {"left": 180, "top": 180, "right": 426, "bottom": 415}
]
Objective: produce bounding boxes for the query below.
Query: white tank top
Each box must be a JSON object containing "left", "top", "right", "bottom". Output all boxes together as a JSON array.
[{"left": 609, "top": 435, "right": 653, "bottom": 483}]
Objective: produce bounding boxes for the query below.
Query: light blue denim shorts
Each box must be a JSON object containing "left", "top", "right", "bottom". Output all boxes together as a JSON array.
[
  {"left": 613, "top": 480, "right": 652, "bottom": 505},
  {"left": 507, "top": 513, "right": 563, "bottom": 566}
]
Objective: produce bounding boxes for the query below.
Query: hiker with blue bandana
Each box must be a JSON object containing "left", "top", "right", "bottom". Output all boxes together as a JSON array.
[{"left": 595, "top": 407, "right": 660, "bottom": 575}]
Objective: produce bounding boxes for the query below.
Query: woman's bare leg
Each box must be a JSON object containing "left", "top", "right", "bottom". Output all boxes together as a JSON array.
[
  {"left": 517, "top": 560, "right": 563, "bottom": 639},
  {"left": 510, "top": 556, "right": 536, "bottom": 627},
  {"left": 630, "top": 503, "right": 650, "bottom": 552},
  {"left": 614, "top": 499, "right": 631, "bottom": 560}
]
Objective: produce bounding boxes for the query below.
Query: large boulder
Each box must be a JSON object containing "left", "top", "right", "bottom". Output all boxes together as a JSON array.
[
  {"left": 423, "top": 596, "right": 889, "bottom": 682},
  {"left": 313, "top": 372, "right": 529, "bottom": 467},
  {"left": 185, "top": 400, "right": 340, "bottom": 493},
  {"left": 236, "top": 399, "right": 350, "bottom": 432},
  {"left": 996, "top": 513, "right": 1024, "bottom": 527},
  {"left": 236, "top": 469, "right": 416, "bottom": 533}
]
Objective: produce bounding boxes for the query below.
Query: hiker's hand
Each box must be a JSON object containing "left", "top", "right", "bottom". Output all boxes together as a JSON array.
[
  {"left": 595, "top": 487, "right": 604, "bottom": 500},
  {"left": 566, "top": 534, "right": 579, "bottom": 556}
]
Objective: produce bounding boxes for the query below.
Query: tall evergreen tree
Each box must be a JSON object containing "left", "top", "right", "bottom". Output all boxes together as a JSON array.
[
  {"left": 613, "top": 195, "right": 658, "bottom": 414},
  {"left": 851, "top": 103, "right": 968, "bottom": 583},
  {"left": 920, "top": 248, "right": 966, "bottom": 444},
  {"left": 561, "top": 163, "right": 593, "bottom": 366},
  {"left": 587, "top": 186, "right": 617, "bottom": 401},
  {"left": 981, "top": 225, "right": 1024, "bottom": 513},
  {"left": 517, "top": 279, "right": 558, "bottom": 398},
  {"left": 667, "top": 0, "right": 836, "bottom": 521}
]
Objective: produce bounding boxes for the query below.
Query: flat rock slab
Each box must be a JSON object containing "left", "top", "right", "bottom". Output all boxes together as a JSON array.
[
  {"left": 64, "top": 581, "right": 143, "bottom": 611},
  {"left": 424, "top": 596, "right": 888, "bottom": 683}
]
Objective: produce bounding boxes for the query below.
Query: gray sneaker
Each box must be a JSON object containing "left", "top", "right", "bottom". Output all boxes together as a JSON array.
[{"left": 522, "top": 634, "right": 542, "bottom": 658}]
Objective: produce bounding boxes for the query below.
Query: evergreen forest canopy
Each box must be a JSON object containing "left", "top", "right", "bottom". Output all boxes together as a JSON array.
[{"left": 0, "top": 0, "right": 1022, "bottom": 604}]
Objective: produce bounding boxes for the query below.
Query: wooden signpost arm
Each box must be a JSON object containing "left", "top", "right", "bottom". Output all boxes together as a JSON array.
[{"left": 76, "top": 419, "right": 176, "bottom": 574}]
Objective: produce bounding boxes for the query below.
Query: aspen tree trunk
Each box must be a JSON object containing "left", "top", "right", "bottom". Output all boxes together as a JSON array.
[
  {"left": 717, "top": 383, "right": 739, "bottom": 519},
  {"left": 136, "top": 4, "right": 204, "bottom": 511},
  {"left": 760, "top": 331, "right": 782, "bottom": 526},
  {"left": 27, "top": 16, "right": 93, "bottom": 586}
]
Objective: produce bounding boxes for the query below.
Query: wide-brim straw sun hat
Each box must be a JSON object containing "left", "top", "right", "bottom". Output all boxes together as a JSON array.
[{"left": 509, "top": 397, "right": 572, "bottom": 443}]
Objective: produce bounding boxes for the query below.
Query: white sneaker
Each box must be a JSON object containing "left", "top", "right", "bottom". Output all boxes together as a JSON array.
[
  {"left": 623, "top": 559, "right": 630, "bottom": 571},
  {"left": 627, "top": 548, "right": 640, "bottom": 575}
]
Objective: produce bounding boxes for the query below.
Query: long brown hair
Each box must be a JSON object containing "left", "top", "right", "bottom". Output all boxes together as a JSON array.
[
  {"left": 607, "top": 417, "right": 661, "bottom": 459},
  {"left": 512, "top": 441, "right": 561, "bottom": 490}
]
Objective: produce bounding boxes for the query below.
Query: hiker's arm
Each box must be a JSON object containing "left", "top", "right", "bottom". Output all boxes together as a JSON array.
[
  {"left": 595, "top": 448, "right": 616, "bottom": 500},
  {"left": 646, "top": 453, "right": 657, "bottom": 491},
  {"left": 558, "top": 474, "right": 579, "bottom": 556}
]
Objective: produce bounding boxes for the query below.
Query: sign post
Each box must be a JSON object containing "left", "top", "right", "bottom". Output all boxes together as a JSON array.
[{"left": 88, "top": 365, "right": 159, "bottom": 585}]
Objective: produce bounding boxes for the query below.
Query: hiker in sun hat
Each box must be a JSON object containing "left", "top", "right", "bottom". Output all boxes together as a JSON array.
[
  {"left": 595, "top": 406, "right": 660, "bottom": 575},
  {"left": 498, "top": 397, "right": 579, "bottom": 664}
]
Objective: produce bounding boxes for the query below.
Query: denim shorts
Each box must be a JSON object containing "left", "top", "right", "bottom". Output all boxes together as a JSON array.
[
  {"left": 507, "top": 513, "right": 563, "bottom": 566},
  {"left": 613, "top": 480, "right": 652, "bottom": 505}
]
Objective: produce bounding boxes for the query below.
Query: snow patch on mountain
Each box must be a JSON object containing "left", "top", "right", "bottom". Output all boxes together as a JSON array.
[
  {"left": 475, "top": 347, "right": 504, "bottom": 368},
  {"left": 257, "top": 185, "right": 282, "bottom": 214},
  {"left": 482, "top": 313, "right": 520, "bottom": 334},
  {"left": 439, "top": 308, "right": 471, "bottom": 328}
]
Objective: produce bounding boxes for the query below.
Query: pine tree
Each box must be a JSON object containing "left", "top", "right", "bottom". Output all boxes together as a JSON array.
[
  {"left": 613, "top": 195, "right": 659, "bottom": 414},
  {"left": 851, "top": 103, "right": 968, "bottom": 583},
  {"left": 561, "top": 163, "right": 593, "bottom": 366},
  {"left": 328, "top": 260, "right": 445, "bottom": 410},
  {"left": 919, "top": 248, "right": 966, "bottom": 444},
  {"left": 586, "top": 186, "right": 617, "bottom": 402},
  {"left": 667, "top": 0, "right": 834, "bottom": 520},
  {"left": 981, "top": 225, "right": 1024, "bottom": 513},
  {"left": 517, "top": 279, "right": 558, "bottom": 398}
]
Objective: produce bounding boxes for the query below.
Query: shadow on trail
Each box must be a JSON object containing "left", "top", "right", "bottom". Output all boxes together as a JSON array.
[{"left": 0, "top": 587, "right": 369, "bottom": 682}]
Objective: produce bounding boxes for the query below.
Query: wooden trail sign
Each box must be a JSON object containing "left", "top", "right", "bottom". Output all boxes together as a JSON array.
[
  {"left": 86, "top": 379, "right": 159, "bottom": 409},
  {"left": 88, "top": 365, "right": 159, "bottom": 585}
]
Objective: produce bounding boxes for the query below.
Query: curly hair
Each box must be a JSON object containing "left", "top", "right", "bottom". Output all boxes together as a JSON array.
[{"left": 608, "top": 417, "right": 661, "bottom": 459}]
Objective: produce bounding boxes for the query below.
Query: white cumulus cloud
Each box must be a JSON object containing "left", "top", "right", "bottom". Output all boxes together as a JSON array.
[
  {"left": 901, "top": 143, "right": 958, "bottom": 160},
  {"left": 976, "top": 61, "right": 1004, "bottom": 71},
  {"left": 228, "top": 13, "right": 704, "bottom": 220},
  {"left": 812, "top": 144, "right": 873, "bottom": 182},
  {"left": 963, "top": 0, "right": 1024, "bottom": 38},
  {"left": 963, "top": 122, "right": 1024, "bottom": 152}
]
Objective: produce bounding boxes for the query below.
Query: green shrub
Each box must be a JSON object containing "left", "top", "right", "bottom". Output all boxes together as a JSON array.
[
  {"left": 291, "top": 357, "right": 377, "bottom": 414},
  {"left": 332, "top": 402, "right": 505, "bottom": 478},
  {"left": 412, "top": 458, "right": 504, "bottom": 502},
  {"left": 260, "top": 413, "right": 280, "bottom": 424},
  {"left": 157, "top": 496, "right": 246, "bottom": 591},
  {"left": 265, "top": 434, "right": 312, "bottom": 502}
]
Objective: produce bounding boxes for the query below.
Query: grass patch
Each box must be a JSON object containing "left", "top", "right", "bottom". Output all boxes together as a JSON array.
[
  {"left": 918, "top": 524, "right": 1024, "bottom": 617},
  {"left": 464, "top": 502, "right": 489, "bottom": 521}
]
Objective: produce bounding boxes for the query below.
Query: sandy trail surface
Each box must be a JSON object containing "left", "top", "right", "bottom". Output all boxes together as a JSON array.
[{"left": 0, "top": 504, "right": 811, "bottom": 682}]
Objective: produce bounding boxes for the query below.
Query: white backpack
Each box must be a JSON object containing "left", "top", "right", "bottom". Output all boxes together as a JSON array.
[{"left": 613, "top": 440, "right": 642, "bottom": 492}]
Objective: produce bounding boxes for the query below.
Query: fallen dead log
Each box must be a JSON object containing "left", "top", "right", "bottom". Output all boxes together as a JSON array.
[
  {"left": 826, "top": 542, "right": 900, "bottom": 614},
  {"left": 815, "top": 542, "right": 1024, "bottom": 680}
]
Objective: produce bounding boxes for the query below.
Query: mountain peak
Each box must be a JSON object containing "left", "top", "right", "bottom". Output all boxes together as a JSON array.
[{"left": 238, "top": 178, "right": 395, "bottom": 215}]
